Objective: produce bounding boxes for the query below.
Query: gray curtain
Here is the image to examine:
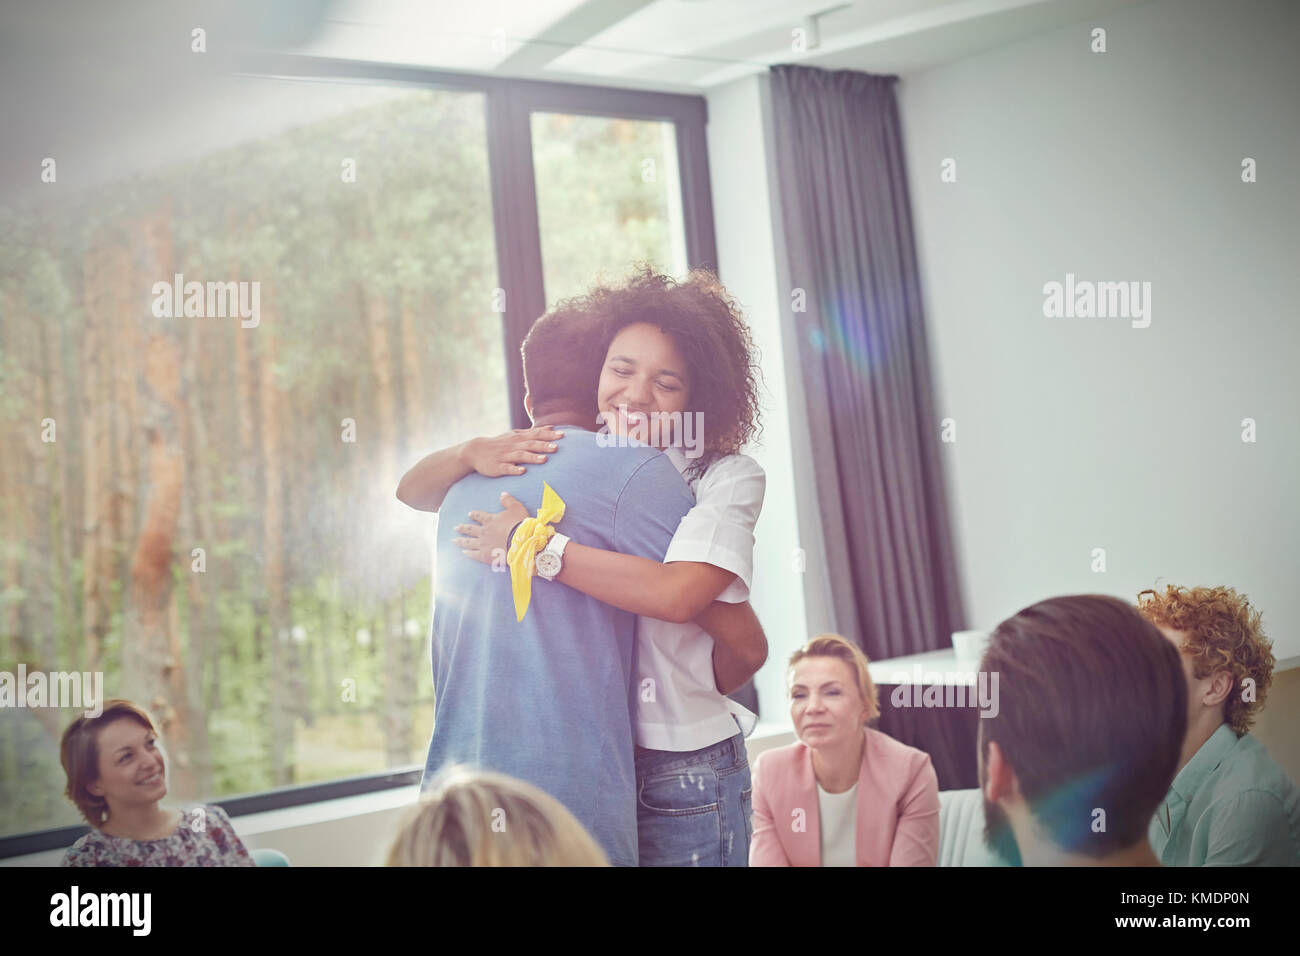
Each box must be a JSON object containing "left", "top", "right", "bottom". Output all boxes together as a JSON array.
[{"left": 769, "top": 64, "right": 965, "bottom": 663}]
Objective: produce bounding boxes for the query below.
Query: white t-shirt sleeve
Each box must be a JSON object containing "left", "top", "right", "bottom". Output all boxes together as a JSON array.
[{"left": 662, "top": 454, "right": 765, "bottom": 603}]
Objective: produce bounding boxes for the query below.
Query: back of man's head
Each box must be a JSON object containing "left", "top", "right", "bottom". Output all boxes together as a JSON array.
[
  {"left": 521, "top": 308, "right": 605, "bottom": 424},
  {"left": 979, "top": 594, "right": 1187, "bottom": 860}
]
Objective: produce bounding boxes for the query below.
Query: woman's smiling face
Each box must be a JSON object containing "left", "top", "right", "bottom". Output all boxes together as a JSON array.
[
  {"left": 596, "top": 322, "right": 691, "bottom": 445},
  {"left": 88, "top": 717, "right": 168, "bottom": 810}
]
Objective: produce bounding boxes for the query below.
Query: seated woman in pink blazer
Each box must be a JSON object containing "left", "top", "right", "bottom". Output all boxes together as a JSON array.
[{"left": 750, "top": 634, "right": 940, "bottom": 866}]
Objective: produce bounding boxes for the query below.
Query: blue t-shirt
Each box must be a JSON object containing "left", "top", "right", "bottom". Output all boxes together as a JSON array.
[{"left": 422, "top": 426, "right": 694, "bottom": 866}]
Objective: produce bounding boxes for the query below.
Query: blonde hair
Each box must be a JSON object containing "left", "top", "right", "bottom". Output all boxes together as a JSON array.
[
  {"left": 385, "top": 766, "right": 609, "bottom": 867},
  {"left": 787, "top": 633, "right": 880, "bottom": 722}
]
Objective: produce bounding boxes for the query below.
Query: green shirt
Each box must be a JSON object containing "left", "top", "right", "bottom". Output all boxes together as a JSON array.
[{"left": 1150, "top": 723, "right": 1300, "bottom": 866}]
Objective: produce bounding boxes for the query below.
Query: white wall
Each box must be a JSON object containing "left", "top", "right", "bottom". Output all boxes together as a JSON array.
[
  {"left": 894, "top": 0, "right": 1300, "bottom": 655},
  {"left": 705, "top": 74, "right": 838, "bottom": 726}
]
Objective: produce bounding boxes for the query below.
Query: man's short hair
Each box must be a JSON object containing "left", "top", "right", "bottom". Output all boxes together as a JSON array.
[
  {"left": 979, "top": 594, "right": 1187, "bottom": 857},
  {"left": 520, "top": 308, "right": 605, "bottom": 420},
  {"left": 1137, "top": 584, "right": 1274, "bottom": 735}
]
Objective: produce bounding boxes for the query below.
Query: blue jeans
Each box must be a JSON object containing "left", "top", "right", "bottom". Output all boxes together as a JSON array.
[{"left": 634, "top": 730, "right": 752, "bottom": 867}]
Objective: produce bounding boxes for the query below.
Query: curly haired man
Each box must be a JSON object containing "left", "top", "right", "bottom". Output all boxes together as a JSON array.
[{"left": 1138, "top": 585, "right": 1300, "bottom": 866}]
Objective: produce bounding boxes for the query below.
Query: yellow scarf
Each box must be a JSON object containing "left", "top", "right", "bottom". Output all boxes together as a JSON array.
[{"left": 506, "top": 483, "right": 566, "bottom": 622}]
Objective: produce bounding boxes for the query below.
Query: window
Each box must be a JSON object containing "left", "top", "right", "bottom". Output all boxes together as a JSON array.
[
  {"left": 0, "top": 80, "right": 503, "bottom": 841},
  {"left": 532, "top": 112, "right": 687, "bottom": 304},
  {"left": 0, "top": 62, "right": 715, "bottom": 853}
]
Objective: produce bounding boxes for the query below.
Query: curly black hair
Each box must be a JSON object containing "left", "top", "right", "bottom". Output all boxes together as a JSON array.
[{"left": 550, "top": 263, "right": 763, "bottom": 480}]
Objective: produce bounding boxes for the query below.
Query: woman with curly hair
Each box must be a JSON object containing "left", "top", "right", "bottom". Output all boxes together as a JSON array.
[
  {"left": 1137, "top": 584, "right": 1299, "bottom": 866},
  {"left": 397, "top": 264, "right": 767, "bottom": 866}
]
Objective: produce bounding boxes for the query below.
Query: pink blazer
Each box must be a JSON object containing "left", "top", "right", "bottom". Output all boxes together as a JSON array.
[{"left": 750, "top": 729, "right": 940, "bottom": 866}]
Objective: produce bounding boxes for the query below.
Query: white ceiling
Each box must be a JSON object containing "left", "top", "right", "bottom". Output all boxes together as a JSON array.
[
  {"left": 0, "top": 0, "right": 1145, "bottom": 204},
  {"left": 288, "top": 0, "right": 1148, "bottom": 91}
]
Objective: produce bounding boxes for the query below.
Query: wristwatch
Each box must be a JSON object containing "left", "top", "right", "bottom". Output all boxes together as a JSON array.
[{"left": 535, "top": 533, "right": 569, "bottom": 582}]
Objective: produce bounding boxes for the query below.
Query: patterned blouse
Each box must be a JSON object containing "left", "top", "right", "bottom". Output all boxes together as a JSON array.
[{"left": 61, "top": 805, "right": 255, "bottom": 867}]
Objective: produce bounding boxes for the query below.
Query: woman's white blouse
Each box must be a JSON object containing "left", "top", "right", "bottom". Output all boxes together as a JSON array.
[
  {"left": 633, "top": 449, "right": 766, "bottom": 752},
  {"left": 662, "top": 451, "right": 765, "bottom": 602},
  {"left": 817, "top": 782, "right": 859, "bottom": 867}
]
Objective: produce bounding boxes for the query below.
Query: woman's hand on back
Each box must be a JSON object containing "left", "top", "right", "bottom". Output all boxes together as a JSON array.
[{"left": 462, "top": 426, "right": 563, "bottom": 477}]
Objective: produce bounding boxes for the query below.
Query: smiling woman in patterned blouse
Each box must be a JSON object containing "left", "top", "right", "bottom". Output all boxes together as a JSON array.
[{"left": 59, "top": 698, "right": 254, "bottom": 867}]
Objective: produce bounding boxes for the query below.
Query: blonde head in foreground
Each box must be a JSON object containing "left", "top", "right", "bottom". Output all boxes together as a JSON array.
[{"left": 386, "top": 766, "right": 610, "bottom": 867}]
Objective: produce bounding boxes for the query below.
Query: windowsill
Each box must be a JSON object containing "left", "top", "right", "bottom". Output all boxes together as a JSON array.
[
  {"left": 232, "top": 784, "right": 423, "bottom": 837},
  {"left": 2, "top": 783, "right": 429, "bottom": 868}
]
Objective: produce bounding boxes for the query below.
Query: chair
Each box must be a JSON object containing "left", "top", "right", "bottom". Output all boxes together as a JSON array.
[
  {"left": 251, "top": 847, "right": 291, "bottom": 867},
  {"left": 937, "top": 789, "right": 1009, "bottom": 866}
]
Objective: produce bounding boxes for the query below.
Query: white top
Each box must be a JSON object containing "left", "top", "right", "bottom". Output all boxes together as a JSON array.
[
  {"left": 633, "top": 449, "right": 765, "bottom": 751},
  {"left": 817, "top": 782, "right": 858, "bottom": 867}
]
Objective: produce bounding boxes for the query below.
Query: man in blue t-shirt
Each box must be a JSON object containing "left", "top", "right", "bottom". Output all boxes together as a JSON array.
[{"left": 420, "top": 309, "right": 693, "bottom": 866}]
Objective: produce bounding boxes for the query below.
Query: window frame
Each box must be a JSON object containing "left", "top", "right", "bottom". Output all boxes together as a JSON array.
[
  {"left": 0, "top": 52, "right": 717, "bottom": 859},
  {"left": 230, "top": 53, "right": 716, "bottom": 429}
]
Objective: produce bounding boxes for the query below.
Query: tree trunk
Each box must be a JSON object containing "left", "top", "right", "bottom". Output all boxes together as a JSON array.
[
  {"left": 0, "top": 289, "right": 20, "bottom": 661},
  {"left": 363, "top": 285, "right": 412, "bottom": 767},
  {"left": 180, "top": 316, "right": 215, "bottom": 798},
  {"left": 258, "top": 319, "right": 293, "bottom": 785},
  {"left": 80, "top": 242, "right": 114, "bottom": 674},
  {"left": 120, "top": 207, "right": 193, "bottom": 797},
  {"left": 398, "top": 290, "right": 426, "bottom": 462},
  {"left": 232, "top": 300, "right": 259, "bottom": 494},
  {"left": 110, "top": 240, "right": 141, "bottom": 619},
  {"left": 35, "top": 297, "right": 62, "bottom": 667},
  {"left": 318, "top": 588, "right": 338, "bottom": 715},
  {"left": 48, "top": 291, "right": 79, "bottom": 670}
]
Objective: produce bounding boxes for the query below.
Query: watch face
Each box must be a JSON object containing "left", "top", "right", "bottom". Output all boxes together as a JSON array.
[{"left": 535, "top": 550, "right": 561, "bottom": 579}]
